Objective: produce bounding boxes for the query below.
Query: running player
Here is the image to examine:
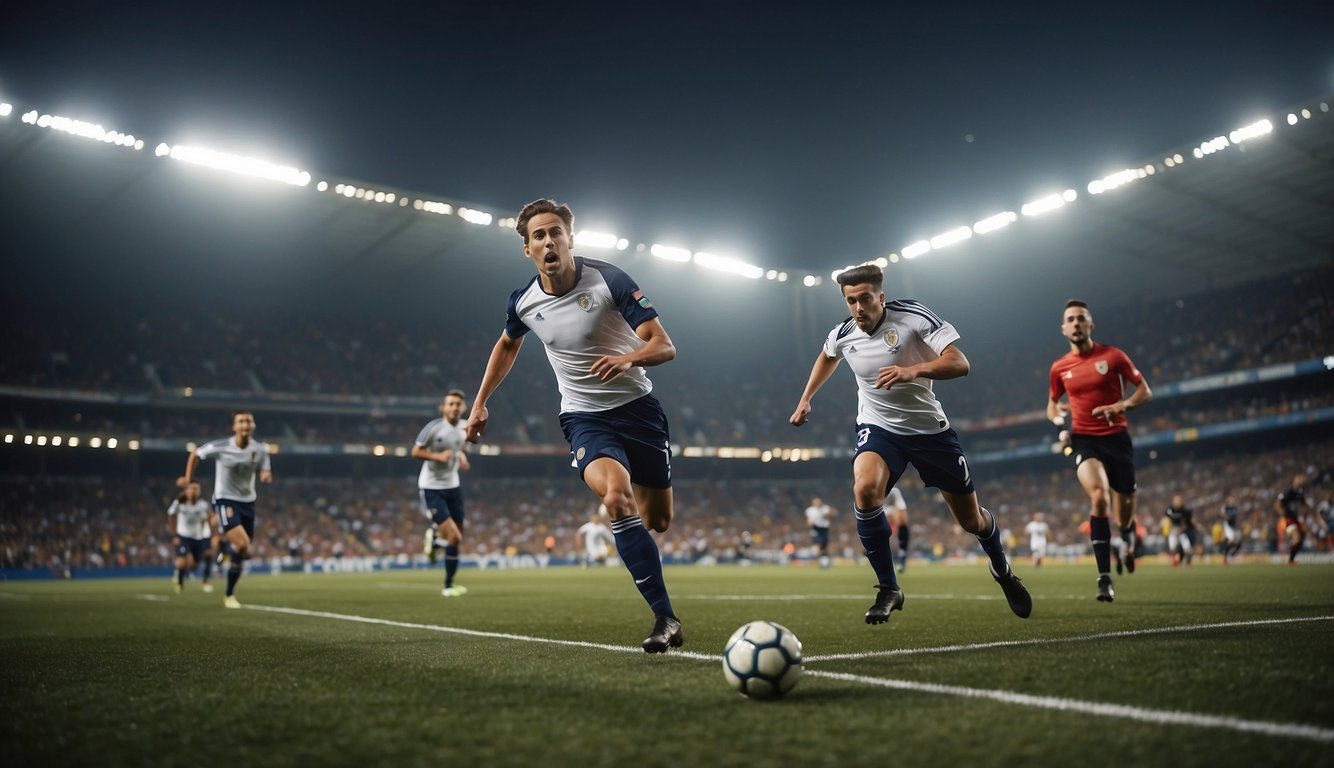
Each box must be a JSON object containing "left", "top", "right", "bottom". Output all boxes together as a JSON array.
[
  {"left": 167, "top": 481, "right": 214, "bottom": 593},
  {"left": 1276, "top": 474, "right": 1310, "bottom": 565},
  {"left": 1024, "top": 511, "right": 1051, "bottom": 568},
  {"left": 1220, "top": 493, "right": 1244, "bottom": 564},
  {"left": 179, "top": 411, "right": 272, "bottom": 608},
  {"left": 575, "top": 509, "right": 614, "bottom": 567},
  {"left": 1164, "top": 494, "right": 1195, "bottom": 566},
  {"left": 465, "top": 198, "right": 683, "bottom": 653},
  {"left": 414, "top": 390, "right": 471, "bottom": 597},
  {"left": 1048, "top": 299, "right": 1153, "bottom": 603},
  {"left": 887, "top": 485, "right": 909, "bottom": 572},
  {"left": 804, "top": 496, "right": 835, "bottom": 568},
  {"left": 790, "top": 264, "right": 1031, "bottom": 624}
]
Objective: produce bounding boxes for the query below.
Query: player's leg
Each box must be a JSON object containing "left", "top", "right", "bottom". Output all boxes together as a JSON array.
[
  {"left": 634, "top": 484, "right": 673, "bottom": 533},
  {"left": 1110, "top": 490, "right": 1137, "bottom": 573},
  {"left": 220, "top": 506, "right": 253, "bottom": 607},
  {"left": 852, "top": 450, "right": 900, "bottom": 589},
  {"left": 1075, "top": 458, "right": 1115, "bottom": 600},
  {"left": 173, "top": 550, "right": 189, "bottom": 593},
  {"left": 1289, "top": 521, "right": 1306, "bottom": 564},
  {"left": 895, "top": 517, "right": 910, "bottom": 572},
  {"left": 938, "top": 488, "right": 1032, "bottom": 619},
  {"left": 437, "top": 490, "right": 465, "bottom": 594}
]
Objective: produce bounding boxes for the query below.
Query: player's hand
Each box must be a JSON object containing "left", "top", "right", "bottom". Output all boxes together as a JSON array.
[
  {"left": 875, "top": 365, "right": 917, "bottom": 388},
  {"left": 458, "top": 452, "right": 471, "bottom": 471},
  {"left": 790, "top": 401, "right": 811, "bottom": 427},
  {"left": 1091, "top": 401, "right": 1124, "bottom": 420},
  {"left": 465, "top": 407, "right": 489, "bottom": 444},
  {"left": 589, "top": 354, "right": 632, "bottom": 383},
  {"left": 259, "top": 470, "right": 273, "bottom": 484},
  {"left": 175, "top": 476, "right": 189, "bottom": 488}
]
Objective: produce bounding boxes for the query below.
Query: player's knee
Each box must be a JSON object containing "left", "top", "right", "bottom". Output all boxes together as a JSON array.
[
  {"left": 601, "top": 489, "right": 636, "bottom": 520},
  {"left": 644, "top": 507, "right": 671, "bottom": 533},
  {"left": 852, "top": 483, "right": 883, "bottom": 510}
]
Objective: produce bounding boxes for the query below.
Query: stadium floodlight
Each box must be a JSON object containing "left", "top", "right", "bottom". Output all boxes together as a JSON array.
[
  {"left": 51, "top": 436, "right": 62, "bottom": 447},
  {"left": 106, "top": 438, "right": 118, "bottom": 449},
  {"left": 802, "top": 275, "right": 822, "bottom": 287},
  {"left": 1229, "top": 119, "right": 1272, "bottom": 144},
  {"left": 316, "top": 181, "right": 328, "bottom": 191},
  {"left": 1021, "top": 193, "right": 1067, "bottom": 217},
  {"left": 574, "top": 230, "right": 620, "bottom": 249},
  {"left": 693, "top": 252, "right": 764, "bottom": 279},
  {"left": 0, "top": 103, "right": 11, "bottom": 117},
  {"left": 650, "top": 243, "right": 692, "bottom": 262},
  {"left": 166, "top": 144, "right": 312, "bottom": 186},
  {"left": 929, "top": 226, "right": 972, "bottom": 250},
  {"left": 89, "top": 437, "right": 102, "bottom": 448},
  {"left": 1301, "top": 108, "right": 1311, "bottom": 119},
  {"left": 888, "top": 253, "right": 900, "bottom": 263},
  {"left": 128, "top": 440, "right": 140, "bottom": 451},
  {"left": 901, "top": 240, "right": 931, "bottom": 259},
  {"left": 1088, "top": 168, "right": 1142, "bottom": 195},
  {"left": 1193, "top": 136, "right": 1230, "bottom": 159},
  {"left": 831, "top": 264, "right": 854, "bottom": 281},
  {"left": 777, "top": 272, "right": 788, "bottom": 282},
  {"left": 29, "top": 112, "right": 142, "bottom": 151},
  {"left": 21, "top": 110, "right": 37, "bottom": 124},
  {"left": 1287, "top": 113, "right": 1298, "bottom": 125},
  {"left": 3, "top": 434, "right": 11, "bottom": 444},
  {"left": 458, "top": 207, "right": 493, "bottom": 225},
  {"left": 420, "top": 200, "right": 452, "bottom": 215},
  {"left": 68, "top": 436, "right": 79, "bottom": 447},
  {"left": 36, "top": 435, "right": 48, "bottom": 446},
  {"left": 973, "top": 211, "right": 1017, "bottom": 234}
]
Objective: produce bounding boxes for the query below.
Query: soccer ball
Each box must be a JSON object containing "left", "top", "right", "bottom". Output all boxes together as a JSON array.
[{"left": 721, "top": 620, "right": 803, "bottom": 699}]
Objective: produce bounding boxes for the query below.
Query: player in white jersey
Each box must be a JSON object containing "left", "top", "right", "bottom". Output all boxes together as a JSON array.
[
  {"left": 886, "top": 485, "right": 910, "bottom": 572},
  {"left": 414, "top": 390, "right": 471, "bottom": 596},
  {"left": 466, "top": 198, "right": 683, "bottom": 653},
  {"left": 179, "top": 411, "right": 271, "bottom": 608},
  {"left": 790, "top": 264, "right": 1030, "bottom": 624},
  {"left": 1024, "top": 512, "right": 1051, "bottom": 567},
  {"left": 575, "top": 508, "right": 614, "bottom": 567},
  {"left": 167, "top": 481, "right": 214, "bottom": 593},
  {"left": 804, "top": 497, "right": 835, "bottom": 568}
]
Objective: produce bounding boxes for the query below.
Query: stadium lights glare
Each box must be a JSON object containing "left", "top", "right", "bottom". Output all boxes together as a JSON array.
[
  {"left": 419, "top": 200, "right": 452, "bottom": 215},
  {"left": 1087, "top": 168, "right": 1147, "bottom": 195},
  {"left": 650, "top": 243, "right": 692, "bottom": 262},
  {"left": 574, "top": 230, "right": 621, "bottom": 249},
  {"left": 3, "top": 434, "right": 12, "bottom": 444},
  {"left": 901, "top": 240, "right": 931, "bottom": 259},
  {"left": 27, "top": 111, "right": 142, "bottom": 150},
  {"left": 457, "top": 207, "right": 493, "bottom": 225},
  {"left": 166, "top": 144, "right": 311, "bottom": 186},
  {"left": 929, "top": 226, "right": 973, "bottom": 250},
  {"left": 1229, "top": 119, "right": 1272, "bottom": 144},
  {"left": 36, "top": 435, "right": 47, "bottom": 446},
  {"left": 68, "top": 436, "right": 79, "bottom": 447},
  {"left": 106, "top": 438, "right": 118, "bottom": 449},
  {"left": 0, "top": 103, "right": 12, "bottom": 117},
  {"left": 693, "top": 252, "right": 764, "bottom": 279},
  {"left": 973, "top": 211, "right": 1017, "bottom": 234},
  {"left": 89, "top": 437, "right": 103, "bottom": 448},
  {"left": 1020, "top": 192, "right": 1069, "bottom": 217}
]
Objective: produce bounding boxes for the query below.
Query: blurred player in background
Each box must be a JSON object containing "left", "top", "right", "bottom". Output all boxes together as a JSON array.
[
  {"left": 804, "top": 496, "right": 834, "bottom": 568},
  {"left": 1048, "top": 299, "right": 1152, "bottom": 603},
  {"left": 1024, "top": 511, "right": 1050, "bottom": 568},
  {"left": 466, "top": 198, "right": 683, "bottom": 653},
  {"left": 167, "top": 481, "right": 213, "bottom": 593},
  {"left": 179, "top": 411, "right": 271, "bottom": 608},
  {"left": 1164, "top": 494, "right": 1195, "bottom": 566},
  {"left": 576, "top": 508, "right": 614, "bottom": 567},
  {"left": 789, "top": 264, "right": 1031, "bottom": 624},
  {"left": 887, "top": 485, "right": 909, "bottom": 572},
  {"left": 1220, "top": 493, "right": 1244, "bottom": 564},
  {"left": 414, "top": 390, "right": 471, "bottom": 597},
  {"left": 1276, "top": 474, "right": 1310, "bottom": 565}
]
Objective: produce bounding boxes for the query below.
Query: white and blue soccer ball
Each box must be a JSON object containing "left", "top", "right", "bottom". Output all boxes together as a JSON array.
[{"left": 722, "top": 620, "right": 803, "bottom": 700}]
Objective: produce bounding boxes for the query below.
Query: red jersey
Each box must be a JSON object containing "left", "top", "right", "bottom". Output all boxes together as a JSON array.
[{"left": 1049, "top": 342, "right": 1143, "bottom": 436}]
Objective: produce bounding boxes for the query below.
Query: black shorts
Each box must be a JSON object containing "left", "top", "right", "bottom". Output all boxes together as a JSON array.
[{"left": 1069, "top": 430, "right": 1137, "bottom": 495}]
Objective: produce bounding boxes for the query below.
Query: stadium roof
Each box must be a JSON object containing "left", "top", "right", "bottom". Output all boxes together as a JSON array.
[{"left": 1, "top": 95, "right": 1330, "bottom": 314}]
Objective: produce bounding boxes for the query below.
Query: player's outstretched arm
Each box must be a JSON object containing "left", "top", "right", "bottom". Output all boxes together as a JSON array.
[
  {"left": 467, "top": 332, "right": 524, "bottom": 443},
  {"left": 791, "top": 353, "right": 840, "bottom": 426},
  {"left": 590, "top": 318, "right": 676, "bottom": 383},
  {"left": 177, "top": 450, "right": 200, "bottom": 487}
]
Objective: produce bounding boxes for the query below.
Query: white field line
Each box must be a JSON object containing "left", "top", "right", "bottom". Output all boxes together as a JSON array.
[
  {"left": 806, "top": 669, "right": 1334, "bottom": 743},
  {"left": 805, "top": 614, "right": 1334, "bottom": 662},
  {"left": 240, "top": 602, "right": 1334, "bottom": 743}
]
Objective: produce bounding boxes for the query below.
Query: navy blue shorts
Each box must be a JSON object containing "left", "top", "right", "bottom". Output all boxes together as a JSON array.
[
  {"left": 559, "top": 394, "right": 672, "bottom": 489},
  {"left": 214, "top": 499, "right": 256, "bottom": 538},
  {"left": 175, "top": 536, "right": 209, "bottom": 560},
  {"left": 420, "top": 487, "right": 465, "bottom": 528},
  {"left": 811, "top": 526, "right": 831, "bottom": 547},
  {"left": 854, "top": 424, "right": 975, "bottom": 495}
]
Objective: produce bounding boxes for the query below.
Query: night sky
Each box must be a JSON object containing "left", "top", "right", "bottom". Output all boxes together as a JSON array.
[{"left": 2, "top": 0, "right": 1332, "bottom": 274}]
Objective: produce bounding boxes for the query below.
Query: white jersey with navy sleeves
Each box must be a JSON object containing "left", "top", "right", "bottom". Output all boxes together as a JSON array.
[
  {"left": 822, "top": 299, "right": 961, "bottom": 436},
  {"left": 195, "top": 437, "right": 271, "bottom": 502},
  {"left": 504, "top": 256, "right": 658, "bottom": 413},
  {"left": 415, "top": 417, "right": 468, "bottom": 490},
  {"left": 168, "top": 499, "right": 212, "bottom": 539}
]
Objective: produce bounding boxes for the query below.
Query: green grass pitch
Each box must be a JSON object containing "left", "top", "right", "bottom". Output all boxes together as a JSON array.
[{"left": 3, "top": 560, "right": 1331, "bottom": 767}]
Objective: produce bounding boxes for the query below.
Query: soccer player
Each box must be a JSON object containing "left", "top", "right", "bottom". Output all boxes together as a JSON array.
[
  {"left": 804, "top": 496, "right": 835, "bottom": 568},
  {"left": 465, "top": 198, "right": 683, "bottom": 653},
  {"left": 1220, "top": 493, "right": 1244, "bottom": 564},
  {"left": 1276, "top": 474, "right": 1310, "bottom": 565},
  {"left": 1164, "top": 494, "right": 1195, "bottom": 566},
  {"left": 414, "top": 390, "right": 472, "bottom": 597},
  {"left": 789, "top": 264, "right": 1031, "bottom": 624},
  {"left": 179, "top": 411, "right": 272, "bottom": 608},
  {"left": 1048, "top": 299, "right": 1152, "bottom": 603},
  {"left": 887, "top": 485, "right": 910, "bottom": 572},
  {"left": 1024, "top": 511, "right": 1051, "bottom": 568},
  {"left": 575, "top": 509, "right": 614, "bottom": 567},
  {"left": 167, "top": 481, "right": 214, "bottom": 593}
]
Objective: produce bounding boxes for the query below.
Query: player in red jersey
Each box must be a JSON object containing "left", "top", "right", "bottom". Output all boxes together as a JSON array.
[{"left": 1048, "top": 300, "right": 1153, "bottom": 603}]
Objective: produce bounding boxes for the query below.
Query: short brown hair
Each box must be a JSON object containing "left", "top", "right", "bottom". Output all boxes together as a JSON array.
[
  {"left": 444, "top": 389, "right": 466, "bottom": 401},
  {"left": 230, "top": 410, "right": 253, "bottom": 423},
  {"left": 836, "top": 264, "right": 884, "bottom": 291},
  {"left": 516, "top": 198, "right": 574, "bottom": 244},
  {"left": 1064, "top": 299, "right": 1089, "bottom": 311}
]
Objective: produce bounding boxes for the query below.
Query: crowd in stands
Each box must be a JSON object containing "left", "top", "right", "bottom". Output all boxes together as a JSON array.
[{"left": 4, "top": 440, "right": 1330, "bottom": 574}]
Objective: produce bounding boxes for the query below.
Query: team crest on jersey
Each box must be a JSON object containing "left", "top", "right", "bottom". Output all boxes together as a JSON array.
[
  {"left": 633, "top": 289, "right": 652, "bottom": 309},
  {"left": 250, "top": 451, "right": 258, "bottom": 461},
  {"left": 883, "top": 328, "right": 899, "bottom": 351},
  {"left": 577, "top": 292, "right": 594, "bottom": 311},
  {"left": 1095, "top": 360, "right": 1109, "bottom": 375}
]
